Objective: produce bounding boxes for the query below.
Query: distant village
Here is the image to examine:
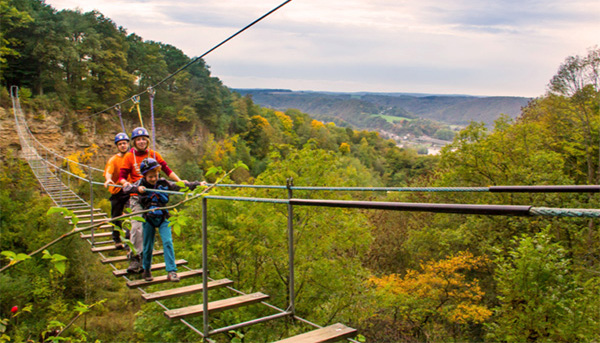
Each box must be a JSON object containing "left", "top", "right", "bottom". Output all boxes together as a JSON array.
[{"left": 380, "top": 130, "right": 450, "bottom": 155}]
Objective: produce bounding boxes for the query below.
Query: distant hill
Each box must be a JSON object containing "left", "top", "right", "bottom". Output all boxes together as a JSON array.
[{"left": 234, "top": 89, "right": 532, "bottom": 128}]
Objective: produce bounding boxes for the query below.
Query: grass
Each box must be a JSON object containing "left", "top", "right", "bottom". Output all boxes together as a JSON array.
[{"left": 373, "top": 114, "right": 413, "bottom": 124}]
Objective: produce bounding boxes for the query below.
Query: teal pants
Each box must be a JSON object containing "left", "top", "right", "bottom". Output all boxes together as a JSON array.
[{"left": 142, "top": 216, "right": 177, "bottom": 272}]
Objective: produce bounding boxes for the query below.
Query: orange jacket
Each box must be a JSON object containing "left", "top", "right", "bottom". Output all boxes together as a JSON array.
[
  {"left": 104, "top": 154, "right": 127, "bottom": 194},
  {"left": 118, "top": 148, "right": 173, "bottom": 183}
]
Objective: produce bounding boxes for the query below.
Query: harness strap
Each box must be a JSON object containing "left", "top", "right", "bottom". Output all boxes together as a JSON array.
[{"left": 129, "top": 95, "right": 144, "bottom": 127}]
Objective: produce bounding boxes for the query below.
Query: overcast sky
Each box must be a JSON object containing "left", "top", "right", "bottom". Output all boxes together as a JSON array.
[{"left": 45, "top": 0, "right": 599, "bottom": 97}]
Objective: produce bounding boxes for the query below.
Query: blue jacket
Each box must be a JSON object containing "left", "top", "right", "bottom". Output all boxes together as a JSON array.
[{"left": 123, "top": 178, "right": 201, "bottom": 218}]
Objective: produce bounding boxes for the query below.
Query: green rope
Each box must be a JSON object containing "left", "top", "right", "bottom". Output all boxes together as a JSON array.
[
  {"left": 530, "top": 207, "right": 600, "bottom": 218},
  {"left": 204, "top": 195, "right": 289, "bottom": 204}
]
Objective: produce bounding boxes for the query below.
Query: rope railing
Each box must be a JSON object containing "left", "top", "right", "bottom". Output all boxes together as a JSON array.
[{"left": 10, "top": 87, "right": 598, "bottom": 343}]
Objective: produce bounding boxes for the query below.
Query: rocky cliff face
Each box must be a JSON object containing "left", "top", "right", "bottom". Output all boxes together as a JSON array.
[
  {"left": 1, "top": 105, "right": 199, "bottom": 172},
  {"left": 1, "top": 106, "right": 116, "bottom": 167}
]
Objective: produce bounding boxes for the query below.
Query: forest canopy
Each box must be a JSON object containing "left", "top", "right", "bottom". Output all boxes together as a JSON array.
[{"left": 1, "top": 0, "right": 599, "bottom": 341}]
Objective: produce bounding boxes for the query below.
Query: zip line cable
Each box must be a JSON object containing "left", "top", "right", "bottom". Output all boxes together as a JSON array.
[{"left": 61, "top": 0, "right": 293, "bottom": 130}]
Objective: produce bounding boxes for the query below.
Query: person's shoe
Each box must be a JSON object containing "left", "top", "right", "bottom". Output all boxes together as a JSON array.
[
  {"left": 167, "top": 271, "right": 180, "bottom": 282},
  {"left": 126, "top": 254, "right": 142, "bottom": 274},
  {"left": 142, "top": 269, "right": 153, "bottom": 281}
]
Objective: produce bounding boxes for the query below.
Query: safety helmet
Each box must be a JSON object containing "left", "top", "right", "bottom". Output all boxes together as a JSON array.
[
  {"left": 140, "top": 158, "right": 160, "bottom": 175},
  {"left": 131, "top": 127, "right": 149, "bottom": 140},
  {"left": 114, "top": 132, "right": 129, "bottom": 145}
]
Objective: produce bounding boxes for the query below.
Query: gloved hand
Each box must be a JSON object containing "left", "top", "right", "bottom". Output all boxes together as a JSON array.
[{"left": 186, "top": 181, "right": 202, "bottom": 191}]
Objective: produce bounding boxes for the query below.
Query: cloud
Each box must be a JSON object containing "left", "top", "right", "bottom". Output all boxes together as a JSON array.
[{"left": 45, "top": 0, "right": 600, "bottom": 96}]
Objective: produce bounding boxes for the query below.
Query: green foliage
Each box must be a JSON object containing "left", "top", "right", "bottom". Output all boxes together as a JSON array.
[
  {"left": 42, "top": 250, "right": 68, "bottom": 275},
  {"left": 488, "top": 229, "right": 600, "bottom": 341}
]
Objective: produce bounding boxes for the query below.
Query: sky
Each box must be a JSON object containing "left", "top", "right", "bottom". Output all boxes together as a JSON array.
[{"left": 45, "top": 0, "right": 600, "bottom": 97}]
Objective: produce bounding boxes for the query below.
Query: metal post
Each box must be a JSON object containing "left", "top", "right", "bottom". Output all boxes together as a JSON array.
[
  {"left": 202, "top": 197, "right": 209, "bottom": 336},
  {"left": 67, "top": 158, "right": 70, "bottom": 190},
  {"left": 58, "top": 162, "right": 63, "bottom": 207},
  {"left": 89, "top": 165, "right": 95, "bottom": 245},
  {"left": 286, "top": 178, "right": 295, "bottom": 315}
]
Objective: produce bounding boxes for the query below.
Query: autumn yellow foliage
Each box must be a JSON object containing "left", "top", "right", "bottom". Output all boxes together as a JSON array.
[
  {"left": 310, "top": 119, "right": 325, "bottom": 129},
  {"left": 65, "top": 144, "right": 98, "bottom": 178},
  {"left": 274, "top": 111, "right": 293, "bottom": 132},
  {"left": 339, "top": 142, "right": 351, "bottom": 154},
  {"left": 250, "top": 115, "right": 271, "bottom": 129},
  {"left": 369, "top": 251, "right": 491, "bottom": 326}
]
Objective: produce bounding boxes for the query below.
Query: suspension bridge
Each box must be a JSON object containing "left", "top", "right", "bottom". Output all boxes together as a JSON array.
[{"left": 8, "top": 83, "right": 600, "bottom": 342}]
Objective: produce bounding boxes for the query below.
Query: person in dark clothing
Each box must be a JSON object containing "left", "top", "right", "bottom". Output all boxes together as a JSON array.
[
  {"left": 103, "top": 132, "right": 131, "bottom": 248},
  {"left": 123, "top": 158, "right": 206, "bottom": 281}
]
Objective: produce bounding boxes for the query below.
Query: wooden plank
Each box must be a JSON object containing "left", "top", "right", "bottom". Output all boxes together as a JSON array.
[
  {"left": 91, "top": 240, "right": 115, "bottom": 246},
  {"left": 101, "top": 250, "right": 163, "bottom": 264},
  {"left": 112, "top": 259, "right": 188, "bottom": 277},
  {"left": 70, "top": 218, "right": 110, "bottom": 225},
  {"left": 80, "top": 231, "right": 112, "bottom": 239},
  {"left": 65, "top": 213, "right": 107, "bottom": 219},
  {"left": 127, "top": 269, "right": 204, "bottom": 288},
  {"left": 273, "top": 323, "right": 357, "bottom": 343},
  {"left": 164, "top": 292, "right": 269, "bottom": 320},
  {"left": 71, "top": 208, "right": 102, "bottom": 213},
  {"left": 91, "top": 245, "right": 119, "bottom": 253},
  {"left": 142, "top": 279, "right": 234, "bottom": 302}
]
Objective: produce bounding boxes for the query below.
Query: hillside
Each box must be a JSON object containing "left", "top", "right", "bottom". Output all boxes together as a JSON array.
[
  {"left": 2, "top": 1, "right": 599, "bottom": 342},
  {"left": 234, "top": 89, "right": 532, "bottom": 127}
]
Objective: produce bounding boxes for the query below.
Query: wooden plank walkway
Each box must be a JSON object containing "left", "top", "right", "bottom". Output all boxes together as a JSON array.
[
  {"left": 273, "top": 323, "right": 357, "bottom": 343},
  {"left": 112, "top": 259, "right": 188, "bottom": 277},
  {"left": 142, "top": 278, "right": 233, "bottom": 302},
  {"left": 101, "top": 250, "right": 164, "bottom": 264},
  {"left": 127, "top": 269, "right": 205, "bottom": 288},
  {"left": 164, "top": 292, "right": 269, "bottom": 320}
]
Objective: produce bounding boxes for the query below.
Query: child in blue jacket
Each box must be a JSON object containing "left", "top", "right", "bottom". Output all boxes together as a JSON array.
[{"left": 123, "top": 158, "right": 205, "bottom": 281}]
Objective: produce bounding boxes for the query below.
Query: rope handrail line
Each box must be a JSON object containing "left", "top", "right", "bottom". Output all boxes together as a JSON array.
[
  {"left": 203, "top": 196, "right": 600, "bottom": 218},
  {"left": 61, "top": 0, "right": 293, "bottom": 129}
]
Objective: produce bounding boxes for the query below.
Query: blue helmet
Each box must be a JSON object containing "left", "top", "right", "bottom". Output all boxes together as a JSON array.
[
  {"left": 114, "top": 132, "right": 129, "bottom": 145},
  {"left": 140, "top": 158, "right": 160, "bottom": 175},
  {"left": 131, "top": 127, "right": 149, "bottom": 140}
]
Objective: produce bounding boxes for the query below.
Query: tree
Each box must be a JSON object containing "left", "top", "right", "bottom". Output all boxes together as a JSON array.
[
  {"left": 549, "top": 46, "right": 599, "bottom": 97},
  {"left": 368, "top": 252, "right": 491, "bottom": 341},
  {"left": 0, "top": 0, "right": 33, "bottom": 71},
  {"left": 547, "top": 47, "right": 600, "bottom": 183},
  {"left": 488, "top": 229, "right": 600, "bottom": 342}
]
